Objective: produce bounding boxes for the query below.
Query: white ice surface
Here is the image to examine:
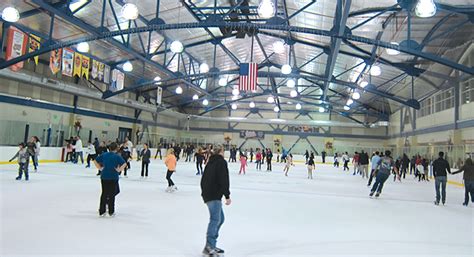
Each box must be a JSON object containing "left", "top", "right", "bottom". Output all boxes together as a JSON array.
[{"left": 1, "top": 159, "right": 473, "bottom": 257}]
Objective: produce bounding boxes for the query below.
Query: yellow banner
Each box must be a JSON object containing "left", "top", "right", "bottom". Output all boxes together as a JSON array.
[
  {"left": 28, "top": 35, "right": 40, "bottom": 65},
  {"left": 324, "top": 138, "right": 334, "bottom": 150},
  {"left": 81, "top": 56, "right": 90, "bottom": 79},
  {"left": 73, "top": 52, "right": 82, "bottom": 77}
]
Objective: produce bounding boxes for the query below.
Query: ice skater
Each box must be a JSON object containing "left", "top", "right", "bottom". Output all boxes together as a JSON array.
[
  {"left": 239, "top": 153, "right": 247, "bottom": 175},
  {"left": 9, "top": 143, "right": 30, "bottom": 181},
  {"left": 451, "top": 157, "right": 474, "bottom": 206},
  {"left": 432, "top": 151, "right": 451, "bottom": 205},
  {"left": 266, "top": 149, "right": 273, "bottom": 171},
  {"left": 370, "top": 150, "right": 398, "bottom": 198},
  {"left": 367, "top": 151, "right": 380, "bottom": 186},
  {"left": 95, "top": 141, "right": 108, "bottom": 176},
  {"left": 352, "top": 152, "right": 359, "bottom": 175},
  {"left": 283, "top": 154, "right": 294, "bottom": 176},
  {"left": 195, "top": 148, "right": 205, "bottom": 175},
  {"left": 307, "top": 155, "right": 315, "bottom": 179},
  {"left": 140, "top": 143, "right": 151, "bottom": 178},
  {"left": 342, "top": 152, "right": 349, "bottom": 171},
  {"left": 94, "top": 142, "right": 126, "bottom": 217},
  {"left": 255, "top": 149, "right": 262, "bottom": 171},
  {"left": 85, "top": 141, "right": 97, "bottom": 168},
  {"left": 200, "top": 145, "right": 231, "bottom": 256},
  {"left": 119, "top": 146, "right": 131, "bottom": 178},
  {"left": 165, "top": 148, "right": 177, "bottom": 192}
]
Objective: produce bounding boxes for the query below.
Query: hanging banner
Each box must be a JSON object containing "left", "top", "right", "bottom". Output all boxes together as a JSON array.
[
  {"left": 61, "top": 48, "right": 74, "bottom": 77},
  {"left": 28, "top": 35, "right": 41, "bottom": 65},
  {"left": 103, "top": 65, "right": 111, "bottom": 84},
  {"left": 239, "top": 130, "right": 265, "bottom": 139},
  {"left": 156, "top": 87, "right": 162, "bottom": 105},
  {"left": 324, "top": 138, "right": 334, "bottom": 150},
  {"left": 49, "top": 48, "right": 62, "bottom": 74},
  {"left": 97, "top": 62, "right": 105, "bottom": 82},
  {"left": 110, "top": 69, "right": 124, "bottom": 91},
  {"left": 73, "top": 52, "right": 82, "bottom": 77},
  {"left": 5, "top": 27, "right": 28, "bottom": 72},
  {"left": 91, "top": 59, "right": 99, "bottom": 80},
  {"left": 81, "top": 56, "right": 90, "bottom": 79}
]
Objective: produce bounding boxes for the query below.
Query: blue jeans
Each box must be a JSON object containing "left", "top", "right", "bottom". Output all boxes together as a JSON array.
[
  {"left": 206, "top": 200, "right": 225, "bottom": 249},
  {"left": 371, "top": 172, "right": 389, "bottom": 193},
  {"left": 464, "top": 180, "right": 474, "bottom": 205},
  {"left": 435, "top": 176, "right": 447, "bottom": 203}
]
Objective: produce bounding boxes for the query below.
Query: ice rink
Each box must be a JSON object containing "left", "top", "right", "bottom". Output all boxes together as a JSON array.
[{"left": 1, "top": 159, "right": 473, "bottom": 257}]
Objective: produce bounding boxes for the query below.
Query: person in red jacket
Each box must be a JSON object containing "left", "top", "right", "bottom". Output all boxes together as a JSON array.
[
  {"left": 352, "top": 152, "right": 360, "bottom": 175},
  {"left": 255, "top": 149, "right": 262, "bottom": 171}
]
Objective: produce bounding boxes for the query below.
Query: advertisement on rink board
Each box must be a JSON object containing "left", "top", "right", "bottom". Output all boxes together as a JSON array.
[{"left": 239, "top": 130, "right": 265, "bottom": 139}]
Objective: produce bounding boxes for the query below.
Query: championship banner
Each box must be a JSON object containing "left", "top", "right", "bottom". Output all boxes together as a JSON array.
[
  {"left": 49, "top": 48, "right": 62, "bottom": 74},
  {"left": 239, "top": 130, "right": 265, "bottom": 139},
  {"left": 73, "top": 52, "right": 82, "bottom": 77},
  {"left": 81, "top": 56, "right": 90, "bottom": 79},
  {"left": 104, "top": 64, "right": 111, "bottom": 84},
  {"left": 61, "top": 48, "right": 74, "bottom": 77},
  {"left": 91, "top": 59, "right": 99, "bottom": 80},
  {"left": 324, "top": 138, "right": 334, "bottom": 150},
  {"left": 5, "top": 26, "right": 28, "bottom": 72},
  {"left": 273, "top": 135, "right": 282, "bottom": 150},
  {"left": 97, "top": 62, "right": 105, "bottom": 82},
  {"left": 110, "top": 69, "right": 124, "bottom": 91},
  {"left": 156, "top": 87, "right": 162, "bottom": 105},
  {"left": 28, "top": 34, "right": 41, "bottom": 65}
]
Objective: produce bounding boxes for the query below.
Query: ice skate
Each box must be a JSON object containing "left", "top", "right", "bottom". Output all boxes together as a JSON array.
[
  {"left": 369, "top": 191, "right": 375, "bottom": 197},
  {"left": 375, "top": 192, "right": 380, "bottom": 197},
  {"left": 165, "top": 186, "right": 172, "bottom": 193},
  {"left": 172, "top": 185, "right": 178, "bottom": 192},
  {"left": 434, "top": 201, "right": 439, "bottom": 205},
  {"left": 202, "top": 245, "right": 220, "bottom": 256}
]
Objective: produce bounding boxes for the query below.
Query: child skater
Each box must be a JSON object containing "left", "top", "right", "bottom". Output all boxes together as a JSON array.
[
  {"left": 307, "top": 155, "right": 315, "bottom": 179},
  {"left": 239, "top": 153, "right": 247, "bottom": 175},
  {"left": 9, "top": 143, "right": 30, "bottom": 181},
  {"left": 140, "top": 143, "right": 151, "bottom": 178},
  {"left": 164, "top": 148, "right": 178, "bottom": 192},
  {"left": 94, "top": 142, "right": 126, "bottom": 217},
  {"left": 284, "top": 154, "right": 294, "bottom": 176}
]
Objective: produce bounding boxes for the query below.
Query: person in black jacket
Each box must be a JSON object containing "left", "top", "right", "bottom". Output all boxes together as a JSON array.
[
  {"left": 95, "top": 141, "right": 108, "bottom": 176},
  {"left": 452, "top": 158, "right": 474, "bottom": 206},
  {"left": 200, "top": 145, "right": 231, "bottom": 256},
  {"left": 432, "top": 151, "right": 451, "bottom": 205},
  {"left": 140, "top": 143, "right": 151, "bottom": 178},
  {"left": 195, "top": 148, "right": 205, "bottom": 175}
]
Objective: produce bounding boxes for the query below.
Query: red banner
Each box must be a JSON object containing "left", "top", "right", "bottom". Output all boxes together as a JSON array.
[{"left": 5, "top": 27, "right": 28, "bottom": 72}]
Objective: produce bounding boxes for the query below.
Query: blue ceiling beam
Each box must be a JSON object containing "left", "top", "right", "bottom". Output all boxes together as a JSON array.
[{"left": 321, "top": 0, "right": 352, "bottom": 102}]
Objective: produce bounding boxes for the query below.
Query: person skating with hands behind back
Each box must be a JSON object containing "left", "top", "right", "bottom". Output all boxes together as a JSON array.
[
  {"left": 201, "top": 145, "right": 231, "bottom": 256},
  {"left": 94, "top": 142, "right": 126, "bottom": 217}
]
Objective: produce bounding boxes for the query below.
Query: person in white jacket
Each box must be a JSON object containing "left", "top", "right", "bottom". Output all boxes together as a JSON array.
[
  {"left": 86, "top": 141, "right": 97, "bottom": 168},
  {"left": 74, "top": 136, "right": 84, "bottom": 164}
]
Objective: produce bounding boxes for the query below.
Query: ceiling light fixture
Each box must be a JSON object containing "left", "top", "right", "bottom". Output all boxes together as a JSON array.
[
  {"left": 352, "top": 91, "right": 361, "bottom": 100},
  {"left": 295, "top": 103, "right": 302, "bottom": 110},
  {"left": 249, "top": 101, "right": 256, "bottom": 108},
  {"left": 257, "top": 0, "right": 276, "bottom": 19},
  {"left": 231, "top": 103, "right": 238, "bottom": 110},
  {"left": 121, "top": 3, "right": 139, "bottom": 20},
  {"left": 76, "top": 42, "right": 90, "bottom": 53},
  {"left": 175, "top": 86, "right": 183, "bottom": 94},
  {"left": 170, "top": 40, "right": 184, "bottom": 53},
  {"left": 2, "top": 6, "right": 20, "bottom": 22},
  {"left": 202, "top": 99, "right": 209, "bottom": 106},
  {"left": 267, "top": 96, "right": 274, "bottom": 103},
  {"left": 344, "top": 105, "right": 350, "bottom": 111},
  {"left": 359, "top": 81, "right": 368, "bottom": 88},
  {"left": 218, "top": 77, "right": 227, "bottom": 86},
  {"left": 273, "top": 106, "right": 280, "bottom": 112},
  {"left": 415, "top": 0, "right": 437, "bottom": 18},
  {"left": 122, "top": 61, "right": 133, "bottom": 72},
  {"left": 347, "top": 99, "right": 354, "bottom": 105},
  {"left": 386, "top": 42, "right": 400, "bottom": 55},
  {"left": 273, "top": 40, "right": 285, "bottom": 54},
  {"left": 370, "top": 65, "right": 382, "bottom": 76},
  {"left": 290, "top": 89, "right": 298, "bottom": 98},
  {"left": 192, "top": 94, "right": 199, "bottom": 100},
  {"left": 232, "top": 88, "right": 240, "bottom": 96},
  {"left": 281, "top": 64, "right": 292, "bottom": 75},
  {"left": 154, "top": 76, "right": 161, "bottom": 84},
  {"left": 287, "top": 79, "right": 296, "bottom": 88},
  {"left": 199, "top": 63, "right": 209, "bottom": 73},
  {"left": 319, "top": 107, "right": 325, "bottom": 113}
]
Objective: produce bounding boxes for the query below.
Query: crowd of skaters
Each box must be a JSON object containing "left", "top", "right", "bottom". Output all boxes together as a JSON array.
[{"left": 7, "top": 137, "right": 474, "bottom": 256}]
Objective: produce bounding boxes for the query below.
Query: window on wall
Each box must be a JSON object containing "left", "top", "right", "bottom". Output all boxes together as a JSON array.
[
  {"left": 461, "top": 78, "right": 474, "bottom": 104},
  {"left": 417, "top": 88, "right": 454, "bottom": 117}
]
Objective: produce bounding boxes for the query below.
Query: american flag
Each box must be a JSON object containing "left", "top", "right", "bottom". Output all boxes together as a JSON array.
[{"left": 239, "top": 63, "right": 258, "bottom": 91}]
